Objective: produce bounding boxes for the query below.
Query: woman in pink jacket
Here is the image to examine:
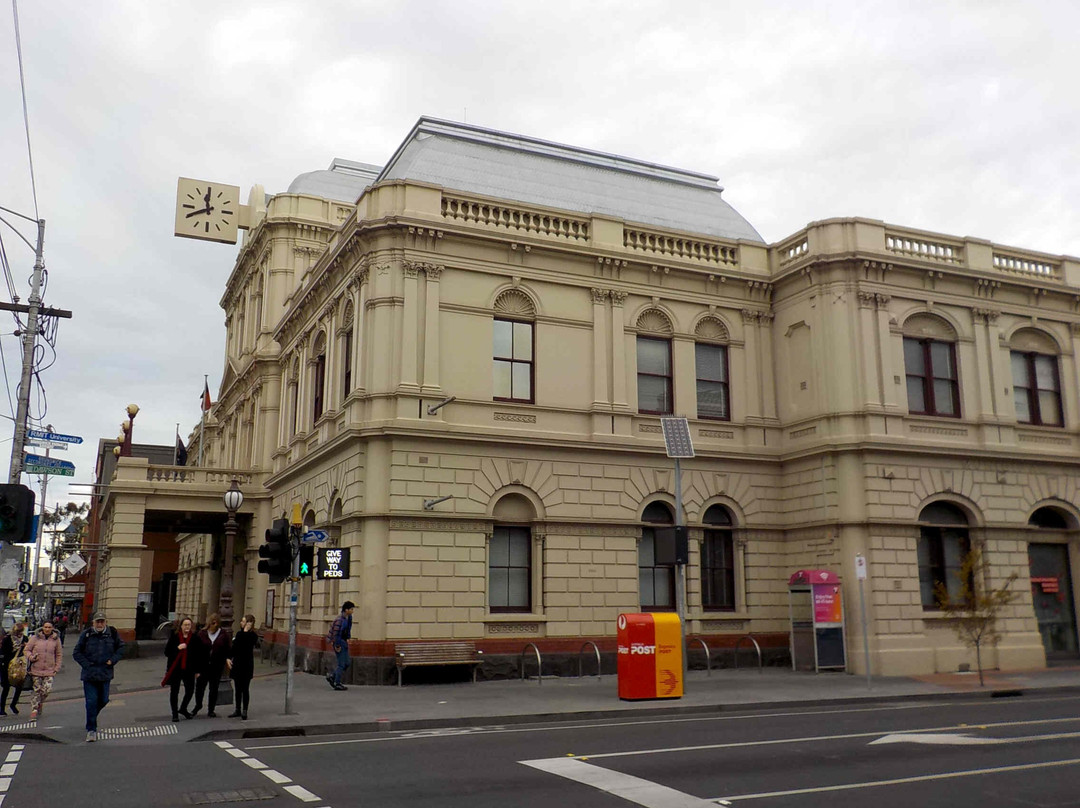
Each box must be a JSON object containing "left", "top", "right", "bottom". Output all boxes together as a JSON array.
[{"left": 25, "top": 621, "right": 62, "bottom": 720}]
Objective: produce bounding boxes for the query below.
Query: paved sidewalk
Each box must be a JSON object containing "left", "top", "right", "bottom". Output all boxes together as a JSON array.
[{"left": 4, "top": 652, "right": 1079, "bottom": 745}]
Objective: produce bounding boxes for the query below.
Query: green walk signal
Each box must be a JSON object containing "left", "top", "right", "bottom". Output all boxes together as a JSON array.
[{"left": 298, "top": 545, "right": 314, "bottom": 578}]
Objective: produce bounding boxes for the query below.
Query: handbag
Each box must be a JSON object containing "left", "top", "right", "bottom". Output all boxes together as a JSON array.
[{"left": 7, "top": 653, "right": 27, "bottom": 687}]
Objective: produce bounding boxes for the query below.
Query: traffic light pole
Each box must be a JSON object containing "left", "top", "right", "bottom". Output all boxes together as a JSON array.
[
  {"left": 8, "top": 219, "right": 44, "bottom": 486},
  {"left": 285, "top": 525, "right": 299, "bottom": 715}
]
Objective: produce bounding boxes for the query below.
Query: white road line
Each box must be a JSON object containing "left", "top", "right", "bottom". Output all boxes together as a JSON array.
[
  {"left": 242, "top": 757, "right": 268, "bottom": 769},
  {"left": 214, "top": 741, "right": 233, "bottom": 749},
  {"left": 261, "top": 769, "right": 292, "bottom": 784},
  {"left": 226, "top": 748, "right": 248, "bottom": 758},
  {"left": 712, "top": 757, "right": 1080, "bottom": 802},
  {"left": 242, "top": 699, "right": 1080, "bottom": 752},
  {"left": 3, "top": 753, "right": 19, "bottom": 763},
  {"left": 522, "top": 758, "right": 712, "bottom": 807},
  {"left": 871, "top": 730, "right": 1080, "bottom": 746},
  {"left": 0, "top": 778, "right": 9, "bottom": 793},
  {"left": 0, "top": 766, "right": 13, "bottom": 778},
  {"left": 8, "top": 747, "right": 20, "bottom": 752},
  {"left": 283, "top": 784, "right": 323, "bottom": 802}
]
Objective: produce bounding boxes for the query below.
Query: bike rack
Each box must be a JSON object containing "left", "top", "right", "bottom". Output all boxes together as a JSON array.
[
  {"left": 520, "top": 642, "right": 543, "bottom": 685},
  {"left": 577, "top": 641, "right": 601, "bottom": 679},
  {"left": 689, "top": 637, "right": 711, "bottom": 676},
  {"left": 733, "top": 634, "right": 763, "bottom": 673}
]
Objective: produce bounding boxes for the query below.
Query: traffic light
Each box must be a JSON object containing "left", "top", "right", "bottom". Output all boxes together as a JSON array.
[
  {"left": 297, "top": 545, "right": 314, "bottom": 578},
  {"left": 0, "top": 484, "right": 35, "bottom": 544},
  {"left": 258, "top": 518, "right": 292, "bottom": 583}
]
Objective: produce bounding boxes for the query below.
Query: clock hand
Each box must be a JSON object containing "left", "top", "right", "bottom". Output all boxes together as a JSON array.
[{"left": 186, "top": 207, "right": 208, "bottom": 218}]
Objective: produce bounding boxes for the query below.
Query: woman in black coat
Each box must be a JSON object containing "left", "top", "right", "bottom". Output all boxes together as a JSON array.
[
  {"left": 163, "top": 617, "right": 197, "bottom": 721},
  {"left": 228, "top": 614, "right": 258, "bottom": 720},
  {"left": 0, "top": 623, "right": 27, "bottom": 715}
]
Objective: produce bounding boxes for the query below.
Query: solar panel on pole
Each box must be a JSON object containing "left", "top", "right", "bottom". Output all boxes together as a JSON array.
[{"left": 660, "top": 417, "right": 694, "bottom": 458}]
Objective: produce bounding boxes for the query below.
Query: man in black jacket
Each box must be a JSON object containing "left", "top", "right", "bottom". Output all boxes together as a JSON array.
[{"left": 72, "top": 612, "right": 125, "bottom": 742}]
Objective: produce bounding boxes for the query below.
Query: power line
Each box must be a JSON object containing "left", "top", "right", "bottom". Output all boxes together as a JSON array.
[{"left": 11, "top": 0, "right": 40, "bottom": 219}]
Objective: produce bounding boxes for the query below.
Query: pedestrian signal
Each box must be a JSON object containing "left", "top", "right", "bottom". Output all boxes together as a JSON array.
[
  {"left": 0, "top": 484, "right": 35, "bottom": 544},
  {"left": 298, "top": 545, "right": 314, "bottom": 578},
  {"left": 258, "top": 518, "right": 292, "bottom": 583}
]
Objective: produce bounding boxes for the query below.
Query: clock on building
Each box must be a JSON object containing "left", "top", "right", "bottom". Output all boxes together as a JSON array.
[{"left": 174, "top": 177, "right": 241, "bottom": 243}]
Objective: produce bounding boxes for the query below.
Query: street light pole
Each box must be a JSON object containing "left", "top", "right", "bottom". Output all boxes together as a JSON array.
[{"left": 219, "top": 479, "right": 244, "bottom": 634}]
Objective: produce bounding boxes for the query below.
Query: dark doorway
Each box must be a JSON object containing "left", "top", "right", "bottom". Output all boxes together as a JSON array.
[{"left": 1028, "top": 543, "right": 1078, "bottom": 660}]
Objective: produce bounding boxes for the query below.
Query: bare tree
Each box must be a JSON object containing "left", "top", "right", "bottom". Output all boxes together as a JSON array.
[{"left": 934, "top": 545, "right": 1018, "bottom": 686}]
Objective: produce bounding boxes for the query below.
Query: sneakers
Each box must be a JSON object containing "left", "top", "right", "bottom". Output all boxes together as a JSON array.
[
  {"left": 86, "top": 731, "right": 97, "bottom": 743},
  {"left": 29, "top": 709, "right": 37, "bottom": 720},
  {"left": 325, "top": 673, "right": 334, "bottom": 687},
  {"left": 333, "top": 684, "right": 348, "bottom": 691}
]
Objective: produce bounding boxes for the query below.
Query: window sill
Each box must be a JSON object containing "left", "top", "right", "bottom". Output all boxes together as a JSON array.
[
  {"left": 484, "top": 613, "right": 547, "bottom": 623},
  {"left": 690, "top": 611, "right": 749, "bottom": 621}
]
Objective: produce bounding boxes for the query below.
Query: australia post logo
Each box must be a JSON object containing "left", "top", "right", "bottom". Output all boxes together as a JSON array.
[{"left": 618, "top": 643, "right": 656, "bottom": 655}]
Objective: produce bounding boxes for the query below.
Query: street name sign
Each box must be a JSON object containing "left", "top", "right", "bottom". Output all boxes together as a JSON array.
[
  {"left": 316, "top": 547, "right": 350, "bottom": 580},
  {"left": 24, "top": 453, "right": 75, "bottom": 476},
  {"left": 26, "top": 429, "right": 82, "bottom": 445},
  {"left": 26, "top": 442, "right": 67, "bottom": 451}
]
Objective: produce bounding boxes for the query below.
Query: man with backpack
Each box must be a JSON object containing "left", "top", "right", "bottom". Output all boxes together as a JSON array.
[
  {"left": 72, "top": 612, "right": 125, "bottom": 742},
  {"left": 325, "top": 600, "right": 354, "bottom": 691}
]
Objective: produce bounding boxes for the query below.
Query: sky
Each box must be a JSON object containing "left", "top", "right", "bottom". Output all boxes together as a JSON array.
[{"left": 0, "top": 0, "right": 1077, "bottom": 509}]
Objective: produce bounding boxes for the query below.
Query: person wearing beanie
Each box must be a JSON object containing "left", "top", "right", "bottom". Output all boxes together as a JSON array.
[
  {"left": 72, "top": 612, "right": 124, "bottom": 742},
  {"left": 326, "top": 601, "right": 354, "bottom": 691}
]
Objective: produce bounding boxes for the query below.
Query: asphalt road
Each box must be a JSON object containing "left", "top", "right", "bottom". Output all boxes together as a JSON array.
[{"left": 5, "top": 694, "right": 1080, "bottom": 807}]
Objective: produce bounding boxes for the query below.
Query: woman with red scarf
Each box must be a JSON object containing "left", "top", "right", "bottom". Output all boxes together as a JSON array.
[{"left": 163, "top": 617, "right": 197, "bottom": 722}]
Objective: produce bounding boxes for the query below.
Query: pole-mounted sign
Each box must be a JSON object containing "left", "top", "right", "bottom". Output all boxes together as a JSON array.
[{"left": 316, "top": 547, "right": 350, "bottom": 580}]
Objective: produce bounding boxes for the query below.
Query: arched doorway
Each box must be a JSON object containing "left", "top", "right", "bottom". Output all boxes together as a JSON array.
[{"left": 1028, "top": 506, "right": 1079, "bottom": 661}]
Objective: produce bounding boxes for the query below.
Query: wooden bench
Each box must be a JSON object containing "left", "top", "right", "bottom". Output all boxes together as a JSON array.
[{"left": 395, "top": 641, "right": 483, "bottom": 686}]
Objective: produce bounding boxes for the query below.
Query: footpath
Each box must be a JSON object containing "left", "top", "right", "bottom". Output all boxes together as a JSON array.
[{"left": 3, "top": 648, "right": 1079, "bottom": 745}]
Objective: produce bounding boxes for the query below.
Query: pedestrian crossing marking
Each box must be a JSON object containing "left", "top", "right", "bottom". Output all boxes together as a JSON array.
[{"left": 96, "top": 724, "right": 179, "bottom": 739}]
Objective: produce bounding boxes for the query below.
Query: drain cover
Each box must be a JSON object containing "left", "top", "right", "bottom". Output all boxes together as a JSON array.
[{"left": 182, "top": 787, "right": 278, "bottom": 804}]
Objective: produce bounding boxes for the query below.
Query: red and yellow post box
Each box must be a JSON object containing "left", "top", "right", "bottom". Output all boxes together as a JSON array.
[{"left": 616, "top": 612, "right": 683, "bottom": 700}]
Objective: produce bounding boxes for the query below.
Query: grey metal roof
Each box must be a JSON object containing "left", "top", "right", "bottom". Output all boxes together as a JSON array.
[
  {"left": 287, "top": 158, "right": 380, "bottom": 202},
  {"left": 376, "top": 118, "right": 764, "bottom": 243}
]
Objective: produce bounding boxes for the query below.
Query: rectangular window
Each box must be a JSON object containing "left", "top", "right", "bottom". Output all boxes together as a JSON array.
[
  {"left": 917, "top": 527, "right": 971, "bottom": 609},
  {"left": 289, "top": 382, "right": 299, "bottom": 437},
  {"left": 312, "top": 353, "right": 326, "bottom": 422},
  {"left": 701, "top": 530, "right": 735, "bottom": 610},
  {"left": 639, "top": 528, "right": 675, "bottom": 610},
  {"left": 695, "top": 343, "right": 730, "bottom": 420},
  {"left": 1012, "top": 351, "right": 1062, "bottom": 426},
  {"left": 489, "top": 526, "right": 531, "bottom": 612},
  {"left": 904, "top": 337, "right": 959, "bottom": 417},
  {"left": 637, "top": 337, "right": 673, "bottom": 415},
  {"left": 342, "top": 330, "right": 353, "bottom": 400},
  {"left": 493, "top": 319, "right": 534, "bottom": 403}
]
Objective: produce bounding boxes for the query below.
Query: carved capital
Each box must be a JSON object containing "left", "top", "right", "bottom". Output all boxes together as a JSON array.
[
  {"left": 972, "top": 307, "right": 1000, "bottom": 324},
  {"left": 590, "top": 288, "right": 609, "bottom": 305},
  {"left": 741, "top": 309, "right": 760, "bottom": 324},
  {"left": 425, "top": 264, "right": 443, "bottom": 281},
  {"left": 857, "top": 291, "right": 877, "bottom": 309},
  {"left": 610, "top": 291, "right": 627, "bottom": 307},
  {"left": 403, "top": 262, "right": 420, "bottom": 278},
  {"left": 875, "top": 293, "right": 891, "bottom": 308}
]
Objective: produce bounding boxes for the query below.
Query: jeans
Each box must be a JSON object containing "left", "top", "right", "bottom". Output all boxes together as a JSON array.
[
  {"left": 333, "top": 644, "right": 350, "bottom": 686},
  {"left": 169, "top": 671, "right": 195, "bottom": 717},
  {"left": 194, "top": 671, "right": 222, "bottom": 713},
  {"left": 233, "top": 675, "right": 251, "bottom": 713},
  {"left": 83, "top": 680, "right": 110, "bottom": 732}
]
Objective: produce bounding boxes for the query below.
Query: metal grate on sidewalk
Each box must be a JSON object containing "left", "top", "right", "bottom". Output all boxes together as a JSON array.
[{"left": 96, "top": 723, "right": 179, "bottom": 739}]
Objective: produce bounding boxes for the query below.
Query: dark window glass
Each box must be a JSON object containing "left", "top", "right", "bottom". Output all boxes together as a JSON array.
[
  {"left": 1029, "top": 507, "right": 1069, "bottom": 529},
  {"left": 638, "top": 337, "right": 673, "bottom": 415},
  {"left": 342, "top": 330, "right": 353, "bottom": 399},
  {"left": 904, "top": 337, "right": 960, "bottom": 417},
  {"left": 917, "top": 503, "right": 972, "bottom": 609},
  {"left": 489, "top": 526, "right": 531, "bottom": 612},
  {"left": 639, "top": 502, "right": 674, "bottom": 610},
  {"left": 695, "top": 343, "right": 730, "bottom": 420},
  {"left": 493, "top": 319, "right": 533, "bottom": 403},
  {"left": 313, "top": 352, "right": 326, "bottom": 422},
  {"left": 701, "top": 506, "right": 735, "bottom": 611},
  {"left": 1011, "top": 351, "right": 1062, "bottom": 427}
]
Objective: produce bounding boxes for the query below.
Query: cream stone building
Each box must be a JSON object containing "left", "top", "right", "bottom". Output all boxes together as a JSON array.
[{"left": 94, "top": 118, "right": 1080, "bottom": 680}]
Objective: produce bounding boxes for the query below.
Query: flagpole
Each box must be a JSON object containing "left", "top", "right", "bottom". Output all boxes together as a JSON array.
[{"left": 199, "top": 374, "right": 207, "bottom": 466}]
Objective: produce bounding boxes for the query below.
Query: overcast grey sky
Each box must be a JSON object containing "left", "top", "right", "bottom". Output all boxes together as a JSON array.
[{"left": 1, "top": 0, "right": 1077, "bottom": 505}]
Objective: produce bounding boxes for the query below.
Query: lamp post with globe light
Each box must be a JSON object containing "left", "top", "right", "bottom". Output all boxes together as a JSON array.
[{"left": 219, "top": 479, "right": 244, "bottom": 634}]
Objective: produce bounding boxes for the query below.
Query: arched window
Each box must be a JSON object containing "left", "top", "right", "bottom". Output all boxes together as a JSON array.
[
  {"left": 639, "top": 502, "right": 675, "bottom": 611},
  {"left": 903, "top": 314, "right": 960, "bottom": 418},
  {"left": 917, "top": 502, "right": 971, "bottom": 609},
  {"left": 701, "top": 505, "right": 734, "bottom": 611},
  {"left": 493, "top": 290, "right": 535, "bottom": 403},
  {"left": 1029, "top": 507, "right": 1069, "bottom": 529},
  {"left": 695, "top": 317, "right": 730, "bottom": 421},
  {"left": 489, "top": 493, "right": 536, "bottom": 613},
  {"left": 1010, "top": 329, "right": 1062, "bottom": 426},
  {"left": 637, "top": 310, "right": 674, "bottom": 415},
  {"left": 312, "top": 333, "right": 327, "bottom": 422}
]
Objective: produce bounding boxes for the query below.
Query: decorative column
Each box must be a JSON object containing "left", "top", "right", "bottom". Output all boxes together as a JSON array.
[
  {"left": 354, "top": 266, "right": 369, "bottom": 394},
  {"left": 758, "top": 312, "right": 777, "bottom": 419},
  {"left": 422, "top": 265, "right": 444, "bottom": 393},
  {"left": 400, "top": 262, "right": 421, "bottom": 391},
  {"left": 971, "top": 308, "right": 1000, "bottom": 419},
  {"left": 874, "top": 294, "right": 897, "bottom": 409},
  {"left": 611, "top": 291, "right": 628, "bottom": 408},
  {"left": 591, "top": 288, "right": 609, "bottom": 407},
  {"left": 856, "top": 291, "right": 879, "bottom": 408},
  {"left": 741, "top": 310, "right": 762, "bottom": 419}
]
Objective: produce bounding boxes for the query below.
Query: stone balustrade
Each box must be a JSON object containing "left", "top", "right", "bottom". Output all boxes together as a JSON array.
[{"left": 441, "top": 194, "right": 590, "bottom": 242}]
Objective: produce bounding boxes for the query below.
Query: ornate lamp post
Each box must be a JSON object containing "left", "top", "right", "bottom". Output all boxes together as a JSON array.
[
  {"left": 219, "top": 479, "right": 244, "bottom": 634},
  {"left": 113, "top": 403, "right": 140, "bottom": 458}
]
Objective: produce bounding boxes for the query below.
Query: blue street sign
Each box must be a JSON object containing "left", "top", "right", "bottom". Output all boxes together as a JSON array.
[
  {"left": 301, "top": 529, "right": 330, "bottom": 544},
  {"left": 26, "top": 429, "right": 82, "bottom": 445},
  {"left": 24, "top": 453, "right": 76, "bottom": 470}
]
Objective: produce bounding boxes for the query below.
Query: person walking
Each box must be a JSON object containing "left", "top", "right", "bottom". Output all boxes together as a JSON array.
[
  {"left": 326, "top": 601, "right": 354, "bottom": 691},
  {"left": 191, "top": 613, "right": 231, "bottom": 718},
  {"left": 25, "top": 621, "right": 62, "bottom": 720},
  {"left": 72, "top": 612, "right": 125, "bottom": 742},
  {"left": 163, "top": 617, "right": 197, "bottom": 722},
  {"left": 227, "top": 614, "right": 258, "bottom": 720},
  {"left": 55, "top": 612, "right": 69, "bottom": 645},
  {"left": 0, "top": 622, "right": 28, "bottom": 716}
]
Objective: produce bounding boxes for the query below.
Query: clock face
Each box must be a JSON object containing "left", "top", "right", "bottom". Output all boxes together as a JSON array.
[{"left": 174, "top": 178, "right": 241, "bottom": 244}]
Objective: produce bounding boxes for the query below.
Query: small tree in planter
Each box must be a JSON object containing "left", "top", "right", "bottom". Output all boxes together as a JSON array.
[{"left": 934, "top": 545, "right": 1018, "bottom": 686}]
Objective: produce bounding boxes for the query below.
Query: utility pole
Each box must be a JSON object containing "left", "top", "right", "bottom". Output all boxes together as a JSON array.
[
  {"left": 285, "top": 522, "right": 300, "bottom": 715},
  {"left": 7, "top": 219, "right": 44, "bottom": 485}
]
